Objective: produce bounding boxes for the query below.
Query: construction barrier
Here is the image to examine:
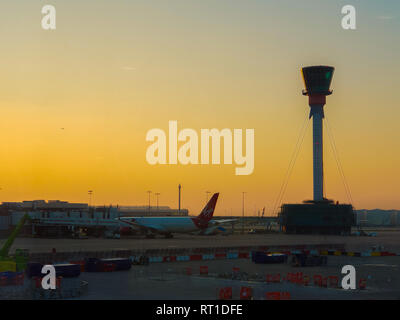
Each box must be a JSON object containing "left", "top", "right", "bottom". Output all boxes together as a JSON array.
[
  {"left": 381, "top": 251, "right": 396, "bottom": 256},
  {"left": 199, "top": 266, "right": 208, "bottom": 275},
  {"left": 321, "top": 277, "right": 328, "bottom": 288},
  {"left": 189, "top": 254, "right": 202, "bottom": 261},
  {"left": 0, "top": 275, "right": 7, "bottom": 286},
  {"left": 318, "top": 250, "right": 398, "bottom": 257},
  {"left": 101, "top": 263, "right": 116, "bottom": 272},
  {"left": 238, "top": 252, "right": 249, "bottom": 259},
  {"left": 328, "top": 276, "right": 339, "bottom": 288},
  {"left": 56, "top": 276, "right": 62, "bottom": 288},
  {"left": 28, "top": 243, "right": 349, "bottom": 265},
  {"left": 0, "top": 272, "right": 24, "bottom": 286},
  {"left": 37, "top": 242, "right": 400, "bottom": 268},
  {"left": 239, "top": 286, "right": 253, "bottom": 300},
  {"left": 286, "top": 272, "right": 302, "bottom": 284},
  {"left": 177, "top": 255, "right": 190, "bottom": 262},
  {"left": 272, "top": 273, "right": 281, "bottom": 283},
  {"left": 202, "top": 254, "right": 215, "bottom": 260},
  {"left": 266, "top": 272, "right": 371, "bottom": 291},
  {"left": 227, "top": 252, "right": 239, "bottom": 259},
  {"left": 163, "top": 256, "right": 177, "bottom": 263},
  {"left": 359, "top": 278, "right": 367, "bottom": 290},
  {"left": 0, "top": 261, "right": 17, "bottom": 273},
  {"left": 266, "top": 291, "right": 291, "bottom": 300},
  {"left": 267, "top": 273, "right": 282, "bottom": 283},
  {"left": 303, "top": 275, "right": 310, "bottom": 286},
  {"left": 313, "top": 275, "right": 322, "bottom": 287},
  {"left": 33, "top": 276, "right": 42, "bottom": 289},
  {"left": 149, "top": 257, "right": 163, "bottom": 263},
  {"left": 218, "top": 287, "right": 233, "bottom": 300}
]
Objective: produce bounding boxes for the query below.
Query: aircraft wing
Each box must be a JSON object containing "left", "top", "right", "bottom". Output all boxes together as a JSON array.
[{"left": 209, "top": 219, "right": 237, "bottom": 226}]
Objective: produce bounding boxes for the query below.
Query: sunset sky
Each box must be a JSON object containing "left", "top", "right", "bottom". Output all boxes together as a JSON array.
[{"left": 0, "top": 0, "right": 399, "bottom": 215}]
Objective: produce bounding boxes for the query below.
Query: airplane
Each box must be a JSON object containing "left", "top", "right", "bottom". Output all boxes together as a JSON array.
[{"left": 118, "top": 193, "right": 236, "bottom": 238}]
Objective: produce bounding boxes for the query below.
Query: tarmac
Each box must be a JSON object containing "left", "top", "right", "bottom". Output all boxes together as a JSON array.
[
  {"left": 2, "top": 230, "right": 400, "bottom": 300},
  {"left": 77, "top": 256, "right": 400, "bottom": 300}
]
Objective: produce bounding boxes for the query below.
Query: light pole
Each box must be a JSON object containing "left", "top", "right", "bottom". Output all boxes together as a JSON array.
[
  {"left": 147, "top": 191, "right": 152, "bottom": 211},
  {"left": 242, "top": 192, "right": 246, "bottom": 234},
  {"left": 155, "top": 193, "right": 160, "bottom": 210},
  {"left": 88, "top": 190, "right": 93, "bottom": 207},
  {"left": 178, "top": 184, "right": 181, "bottom": 214}
]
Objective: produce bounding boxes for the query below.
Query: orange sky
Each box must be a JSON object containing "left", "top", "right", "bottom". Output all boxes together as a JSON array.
[{"left": 0, "top": 1, "right": 399, "bottom": 215}]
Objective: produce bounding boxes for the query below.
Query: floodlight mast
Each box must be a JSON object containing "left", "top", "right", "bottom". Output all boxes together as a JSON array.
[{"left": 301, "top": 66, "right": 335, "bottom": 202}]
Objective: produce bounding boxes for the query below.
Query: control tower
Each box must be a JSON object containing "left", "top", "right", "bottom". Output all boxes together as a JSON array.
[
  {"left": 302, "top": 66, "right": 334, "bottom": 201},
  {"left": 279, "top": 66, "right": 355, "bottom": 235}
]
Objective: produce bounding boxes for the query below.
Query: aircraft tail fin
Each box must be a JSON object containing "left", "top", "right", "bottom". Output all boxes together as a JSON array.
[{"left": 197, "top": 193, "right": 219, "bottom": 222}]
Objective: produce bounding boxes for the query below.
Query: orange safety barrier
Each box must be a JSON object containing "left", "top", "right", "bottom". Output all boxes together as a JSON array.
[
  {"left": 313, "top": 275, "right": 322, "bottom": 287},
  {"left": 266, "top": 292, "right": 291, "bottom": 300},
  {"left": 383, "top": 252, "right": 396, "bottom": 256},
  {"left": 281, "top": 292, "right": 291, "bottom": 300},
  {"left": 287, "top": 272, "right": 301, "bottom": 284},
  {"left": 34, "top": 276, "right": 42, "bottom": 289},
  {"left": 200, "top": 266, "right": 208, "bottom": 275},
  {"left": 190, "top": 254, "right": 202, "bottom": 261},
  {"left": 303, "top": 275, "right": 310, "bottom": 286},
  {"left": 56, "top": 276, "right": 62, "bottom": 289},
  {"left": 272, "top": 273, "right": 281, "bottom": 283},
  {"left": 238, "top": 252, "right": 249, "bottom": 259},
  {"left": 163, "top": 256, "right": 177, "bottom": 262},
  {"left": 266, "top": 292, "right": 281, "bottom": 300},
  {"left": 15, "top": 273, "right": 25, "bottom": 286},
  {"left": 321, "top": 277, "right": 328, "bottom": 288},
  {"left": 294, "top": 272, "right": 303, "bottom": 284},
  {"left": 103, "top": 262, "right": 116, "bottom": 272},
  {"left": 232, "top": 267, "right": 240, "bottom": 273},
  {"left": 240, "top": 286, "right": 253, "bottom": 300},
  {"left": 218, "top": 287, "right": 233, "bottom": 300},
  {"left": 266, "top": 273, "right": 281, "bottom": 283},
  {"left": 328, "top": 276, "right": 339, "bottom": 288},
  {"left": 359, "top": 278, "right": 367, "bottom": 290},
  {"left": 0, "top": 276, "right": 7, "bottom": 286}
]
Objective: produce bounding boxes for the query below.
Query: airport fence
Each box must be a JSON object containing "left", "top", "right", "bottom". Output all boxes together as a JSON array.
[{"left": 28, "top": 243, "right": 346, "bottom": 265}]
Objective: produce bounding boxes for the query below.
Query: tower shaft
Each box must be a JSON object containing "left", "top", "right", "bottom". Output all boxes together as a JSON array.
[{"left": 310, "top": 105, "right": 324, "bottom": 201}]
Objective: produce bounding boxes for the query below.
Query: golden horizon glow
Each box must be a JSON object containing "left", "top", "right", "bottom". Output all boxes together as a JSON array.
[{"left": 0, "top": 1, "right": 399, "bottom": 215}]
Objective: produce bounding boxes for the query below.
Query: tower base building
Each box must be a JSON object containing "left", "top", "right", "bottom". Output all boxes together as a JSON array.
[
  {"left": 280, "top": 200, "right": 354, "bottom": 235},
  {"left": 279, "top": 66, "right": 355, "bottom": 235}
]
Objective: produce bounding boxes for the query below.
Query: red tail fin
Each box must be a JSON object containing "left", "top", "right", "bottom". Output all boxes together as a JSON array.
[{"left": 198, "top": 193, "right": 219, "bottom": 222}]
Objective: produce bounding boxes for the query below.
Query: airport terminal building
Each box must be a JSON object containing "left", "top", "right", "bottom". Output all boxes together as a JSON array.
[{"left": 0, "top": 200, "right": 188, "bottom": 238}]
